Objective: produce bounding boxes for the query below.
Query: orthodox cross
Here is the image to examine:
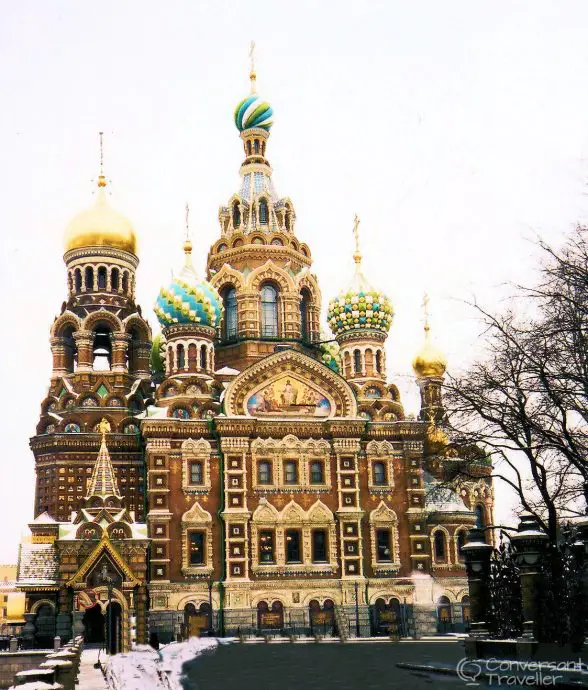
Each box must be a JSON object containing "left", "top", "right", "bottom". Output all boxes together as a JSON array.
[
  {"left": 185, "top": 202, "right": 190, "bottom": 239},
  {"left": 249, "top": 41, "right": 257, "bottom": 93},
  {"left": 352, "top": 214, "right": 362, "bottom": 264},
  {"left": 99, "top": 131, "right": 104, "bottom": 175},
  {"left": 422, "top": 293, "right": 430, "bottom": 330}
]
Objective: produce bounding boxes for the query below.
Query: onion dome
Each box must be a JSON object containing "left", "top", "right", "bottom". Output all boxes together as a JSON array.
[
  {"left": 327, "top": 217, "right": 393, "bottom": 338},
  {"left": 412, "top": 321, "right": 447, "bottom": 379},
  {"left": 234, "top": 95, "right": 273, "bottom": 132},
  {"left": 154, "top": 236, "right": 223, "bottom": 328},
  {"left": 64, "top": 175, "right": 137, "bottom": 254}
]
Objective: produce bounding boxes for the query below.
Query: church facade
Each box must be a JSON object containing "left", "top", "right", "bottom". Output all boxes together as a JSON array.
[{"left": 17, "top": 62, "right": 493, "bottom": 649}]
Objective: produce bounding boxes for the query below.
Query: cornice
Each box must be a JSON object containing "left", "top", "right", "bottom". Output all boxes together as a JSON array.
[{"left": 64, "top": 246, "right": 139, "bottom": 268}]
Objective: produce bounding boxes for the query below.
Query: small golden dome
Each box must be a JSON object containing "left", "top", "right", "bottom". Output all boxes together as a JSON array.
[
  {"left": 412, "top": 324, "right": 447, "bottom": 378},
  {"left": 64, "top": 176, "right": 137, "bottom": 255}
]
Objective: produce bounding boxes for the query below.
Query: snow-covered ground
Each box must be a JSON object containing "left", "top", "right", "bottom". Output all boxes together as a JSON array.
[{"left": 106, "top": 638, "right": 232, "bottom": 689}]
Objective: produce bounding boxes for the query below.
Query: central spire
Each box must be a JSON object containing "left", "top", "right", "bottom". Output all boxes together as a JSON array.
[
  {"left": 249, "top": 40, "right": 257, "bottom": 94},
  {"left": 85, "top": 418, "right": 122, "bottom": 500}
]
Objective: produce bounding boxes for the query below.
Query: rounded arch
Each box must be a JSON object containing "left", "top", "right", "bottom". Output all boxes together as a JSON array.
[
  {"left": 249, "top": 233, "right": 266, "bottom": 245},
  {"left": 210, "top": 264, "right": 245, "bottom": 293},
  {"left": 291, "top": 239, "right": 299, "bottom": 252},
  {"left": 30, "top": 599, "right": 56, "bottom": 614},
  {"left": 299, "top": 243, "right": 310, "bottom": 258},
  {"left": 123, "top": 314, "right": 151, "bottom": 341},
  {"left": 83, "top": 309, "right": 123, "bottom": 333},
  {"left": 51, "top": 311, "right": 82, "bottom": 338}
]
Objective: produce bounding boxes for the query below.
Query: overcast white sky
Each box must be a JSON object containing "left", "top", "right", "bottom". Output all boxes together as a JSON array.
[{"left": 1, "top": 1, "right": 588, "bottom": 561}]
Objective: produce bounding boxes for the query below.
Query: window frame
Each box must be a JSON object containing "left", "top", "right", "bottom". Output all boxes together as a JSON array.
[
  {"left": 260, "top": 283, "right": 279, "bottom": 338},
  {"left": 284, "top": 460, "right": 298, "bottom": 485},
  {"left": 189, "top": 461, "right": 203, "bottom": 486},
  {"left": 376, "top": 528, "right": 392, "bottom": 562},
  {"left": 188, "top": 531, "right": 205, "bottom": 566},
  {"left": 257, "top": 460, "right": 272, "bottom": 486},
  {"left": 285, "top": 529, "right": 302, "bottom": 563},
  {"left": 311, "top": 529, "right": 328, "bottom": 563},
  {"left": 373, "top": 461, "right": 387, "bottom": 486},
  {"left": 259, "top": 529, "right": 275, "bottom": 564},
  {"left": 309, "top": 460, "right": 324, "bottom": 485}
]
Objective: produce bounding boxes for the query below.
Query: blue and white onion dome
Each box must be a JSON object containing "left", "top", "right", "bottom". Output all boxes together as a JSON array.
[
  {"left": 328, "top": 263, "right": 393, "bottom": 338},
  {"left": 234, "top": 94, "right": 273, "bottom": 132},
  {"left": 154, "top": 242, "right": 223, "bottom": 328}
]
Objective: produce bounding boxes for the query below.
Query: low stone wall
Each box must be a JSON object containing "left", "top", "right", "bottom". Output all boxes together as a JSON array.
[{"left": 0, "top": 651, "right": 49, "bottom": 689}]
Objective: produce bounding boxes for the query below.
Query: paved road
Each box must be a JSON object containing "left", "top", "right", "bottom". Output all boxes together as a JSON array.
[{"left": 181, "top": 640, "right": 468, "bottom": 690}]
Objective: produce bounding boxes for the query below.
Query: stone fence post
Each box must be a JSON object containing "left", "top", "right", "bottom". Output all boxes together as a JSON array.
[
  {"left": 461, "top": 527, "right": 494, "bottom": 639},
  {"left": 510, "top": 512, "right": 548, "bottom": 641}
]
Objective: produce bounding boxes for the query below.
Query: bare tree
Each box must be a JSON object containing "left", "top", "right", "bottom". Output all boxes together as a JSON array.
[{"left": 444, "top": 227, "right": 588, "bottom": 543}]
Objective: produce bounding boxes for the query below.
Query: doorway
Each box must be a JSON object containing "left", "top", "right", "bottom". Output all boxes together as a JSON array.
[
  {"left": 106, "top": 601, "right": 122, "bottom": 654},
  {"left": 83, "top": 604, "right": 105, "bottom": 644}
]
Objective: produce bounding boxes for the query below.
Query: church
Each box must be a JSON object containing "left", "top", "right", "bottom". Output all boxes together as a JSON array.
[{"left": 16, "top": 57, "right": 493, "bottom": 652}]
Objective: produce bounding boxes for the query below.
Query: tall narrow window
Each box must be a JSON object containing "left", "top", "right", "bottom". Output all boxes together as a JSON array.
[
  {"left": 261, "top": 284, "right": 278, "bottom": 337},
  {"left": 285, "top": 206, "right": 291, "bottom": 231},
  {"left": 434, "top": 531, "right": 446, "bottom": 560},
  {"left": 122, "top": 272, "right": 129, "bottom": 294},
  {"left": 376, "top": 529, "right": 392, "bottom": 561},
  {"left": 200, "top": 345, "right": 207, "bottom": 370},
  {"left": 232, "top": 201, "right": 241, "bottom": 228},
  {"left": 189, "top": 532, "right": 205, "bottom": 565},
  {"left": 75, "top": 269, "right": 82, "bottom": 292},
  {"left": 456, "top": 531, "right": 466, "bottom": 561},
  {"left": 310, "top": 461, "right": 324, "bottom": 484},
  {"left": 474, "top": 505, "right": 486, "bottom": 542},
  {"left": 247, "top": 141, "right": 252, "bottom": 155},
  {"left": 259, "top": 198, "right": 269, "bottom": 224},
  {"left": 223, "top": 287, "right": 238, "bottom": 340},
  {"left": 353, "top": 349, "right": 362, "bottom": 374},
  {"left": 111, "top": 268, "right": 119, "bottom": 291},
  {"left": 375, "top": 350, "right": 382, "bottom": 373},
  {"left": 285, "top": 530, "right": 301, "bottom": 563},
  {"left": 258, "top": 461, "right": 272, "bottom": 485},
  {"left": 284, "top": 461, "right": 298, "bottom": 484},
  {"left": 190, "top": 462, "right": 203, "bottom": 485},
  {"left": 85, "top": 266, "right": 94, "bottom": 291},
  {"left": 300, "top": 289, "right": 311, "bottom": 342},
  {"left": 98, "top": 267, "right": 107, "bottom": 289},
  {"left": 254, "top": 139, "right": 260, "bottom": 154},
  {"left": 373, "top": 462, "right": 386, "bottom": 486},
  {"left": 259, "top": 530, "right": 274, "bottom": 563},
  {"left": 177, "top": 344, "right": 185, "bottom": 370},
  {"left": 312, "top": 530, "right": 327, "bottom": 562}
]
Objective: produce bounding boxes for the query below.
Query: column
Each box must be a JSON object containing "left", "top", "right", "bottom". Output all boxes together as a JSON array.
[
  {"left": 55, "top": 587, "right": 72, "bottom": 643},
  {"left": 511, "top": 512, "right": 548, "bottom": 641},
  {"left": 50, "top": 337, "right": 67, "bottom": 376},
  {"left": 133, "top": 340, "right": 152, "bottom": 378},
  {"left": 135, "top": 585, "right": 148, "bottom": 645},
  {"left": 462, "top": 527, "right": 494, "bottom": 638},
  {"left": 112, "top": 332, "right": 131, "bottom": 373},
  {"left": 73, "top": 330, "right": 93, "bottom": 372}
]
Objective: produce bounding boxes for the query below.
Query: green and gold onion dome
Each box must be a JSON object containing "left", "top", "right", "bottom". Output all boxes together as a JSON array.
[
  {"left": 412, "top": 322, "right": 447, "bottom": 378},
  {"left": 234, "top": 95, "right": 273, "bottom": 132},
  {"left": 328, "top": 248, "right": 393, "bottom": 338},
  {"left": 64, "top": 175, "right": 137, "bottom": 255},
  {"left": 154, "top": 239, "right": 223, "bottom": 329}
]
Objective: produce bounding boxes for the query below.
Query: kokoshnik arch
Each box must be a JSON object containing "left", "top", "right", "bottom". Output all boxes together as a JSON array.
[{"left": 16, "top": 55, "right": 493, "bottom": 648}]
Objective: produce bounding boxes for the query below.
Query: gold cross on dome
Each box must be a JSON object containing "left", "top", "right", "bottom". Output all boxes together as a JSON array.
[
  {"left": 422, "top": 293, "right": 430, "bottom": 330},
  {"left": 352, "top": 214, "right": 362, "bottom": 264},
  {"left": 249, "top": 41, "right": 257, "bottom": 93}
]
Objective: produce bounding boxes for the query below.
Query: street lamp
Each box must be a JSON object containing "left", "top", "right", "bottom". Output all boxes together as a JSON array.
[{"left": 100, "top": 564, "right": 114, "bottom": 654}]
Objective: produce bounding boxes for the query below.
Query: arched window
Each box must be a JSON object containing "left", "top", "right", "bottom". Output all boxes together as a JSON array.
[
  {"left": 232, "top": 201, "right": 241, "bottom": 228},
  {"left": 200, "top": 345, "right": 207, "bottom": 370},
  {"left": 111, "top": 268, "right": 119, "bottom": 291},
  {"left": 92, "top": 326, "right": 112, "bottom": 371},
  {"left": 260, "top": 284, "right": 278, "bottom": 337},
  {"left": 300, "top": 289, "right": 311, "bottom": 342},
  {"left": 456, "top": 531, "right": 466, "bottom": 561},
  {"left": 310, "top": 461, "right": 324, "bottom": 484},
  {"left": 434, "top": 531, "right": 446, "bottom": 561},
  {"left": 353, "top": 350, "right": 362, "bottom": 374},
  {"left": 285, "top": 206, "right": 292, "bottom": 231},
  {"left": 63, "top": 326, "right": 78, "bottom": 373},
  {"left": 254, "top": 139, "right": 260, "bottom": 154},
  {"left": 122, "top": 272, "right": 129, "bottom": 294},
  {"left": 75, "top": 269, "right": 82, "bottom": 292},
  {"left": 259, "top": 198, "right": 269, "bottom": 224},
  {"left": 375, "top": 350, "right": 383, "bottom": 373},
  {"left": 437, "top": 596, "right": 452, "bottom": 632},
  {"left": 97, "top": 267, "right": 107, "bottom": 290},
  {"left": 85, "top": 266, "right": 94, "bottom": 291},
  {"left": 222, "top": 287, "right": 237, "bottom": 341},
  {"left": 475, "top": 505, "right": 486, "bottom": 542},
  {"left": 247, "top": 140, "right": 252, "bottom": 155},
  {"left": 373, "top": 462, "right": 386, "bottom": 485},
  {"left": 177, "top": 344, "right": 185, "bottom": 370},
  {"left": 262, "top": 141, "right": 266, "bottom": 156}
]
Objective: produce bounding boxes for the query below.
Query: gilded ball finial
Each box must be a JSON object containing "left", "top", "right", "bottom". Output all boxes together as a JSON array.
[{"left": 412, "top": 295, "right": 447, "bottom": 378}]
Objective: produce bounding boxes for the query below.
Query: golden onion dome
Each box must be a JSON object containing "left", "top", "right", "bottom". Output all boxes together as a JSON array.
[
  {"left": 412, "top": 323, "right": 447, "bottom": 379},
  {"left": 64, "top": 176, "right": 137, "bottom": 255}
]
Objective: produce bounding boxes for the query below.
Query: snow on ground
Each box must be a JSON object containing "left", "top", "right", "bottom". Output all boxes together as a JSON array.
[{"left": 106, "top": 638, "right": 231, "bottom": 689}]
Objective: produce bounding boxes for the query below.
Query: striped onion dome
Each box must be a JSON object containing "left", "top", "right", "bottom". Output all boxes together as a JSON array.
[
  {"left": 234, "top": 95, "right": 273, "bottom": 132},
  {"left": 154, "top": 242, "right": 223, "bottom": 328}
]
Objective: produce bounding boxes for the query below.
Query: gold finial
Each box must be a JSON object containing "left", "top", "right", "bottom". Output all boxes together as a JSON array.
[
  {"left": 183, "top": 202, "right": 192, "bottom": 255},
  {"left": 97, "top": 131, "right": 107, "bottom": 188},
  {"left": 249, "top": 40, "right": 257, "bottom": 94},
  {"left": 352, "top": 214, "right": 362, "bottom": 264},
  {"left": 98, "top": 417, "right": 110, "bottom": 439}
]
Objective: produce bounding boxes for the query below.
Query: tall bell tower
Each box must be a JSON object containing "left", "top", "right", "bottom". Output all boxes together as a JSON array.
[
  {"left": 32, "top": 135, "right": 152, "bottom": 521},
  {"left": 207, "top": 49, "right": 321, "bottom": 371}
]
